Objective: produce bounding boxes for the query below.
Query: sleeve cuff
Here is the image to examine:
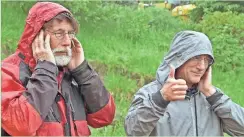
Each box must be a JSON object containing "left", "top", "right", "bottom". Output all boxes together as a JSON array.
[
  {"left": 70, "top": 60, "right": 93, "bottom": 84},
  {"left": 35, "top": 60, "right": 58, "bottom": 76},
  {"left": 151, "top": 90, "right": 170, "bottom": 108},
  {"left": 206, "top": 88, "right": 224, "bottom": 106}
]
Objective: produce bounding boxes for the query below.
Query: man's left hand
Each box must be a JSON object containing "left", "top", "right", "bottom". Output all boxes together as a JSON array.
[
  {"left": 68, "top": 37, "right": 85, "bottom": 70},
  {"left": 198, "top": 66, "right": 216, "bottom": 97}
]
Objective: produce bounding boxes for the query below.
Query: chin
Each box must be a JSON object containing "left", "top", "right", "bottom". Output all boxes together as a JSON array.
[
  {"left": 190, "top": 78, "right": 201, "bottom": 84},
  {"left": 55, "top": 56, "right": 71, "bottom": 66}
]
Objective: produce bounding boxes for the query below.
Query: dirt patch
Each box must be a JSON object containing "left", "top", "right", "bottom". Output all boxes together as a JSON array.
[
  {"left": 89, "top": 60, "right": 155, "bottom": 87},
  {"left": 89, "top": 60, "right": 108, "bottom": 81}
]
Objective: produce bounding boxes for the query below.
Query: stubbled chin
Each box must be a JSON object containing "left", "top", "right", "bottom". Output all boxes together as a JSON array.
[{"left": 192, "top": 77, "right": 201, "bottom": 84}]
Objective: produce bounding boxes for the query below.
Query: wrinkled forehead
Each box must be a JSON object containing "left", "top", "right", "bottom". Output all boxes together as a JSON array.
[
  {"left": 47, "top": 19, "right": 74, "bottom": 31},
  {"left": 43, "top": 12, "right": 78, "bottom": 32},
  {"left": 44, "top": 18, "right": 72, "bottom": 28}
]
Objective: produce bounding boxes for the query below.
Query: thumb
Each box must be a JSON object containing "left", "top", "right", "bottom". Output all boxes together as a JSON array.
[{"left": 169, "top": 64, "right": 175, "bottom": 79}]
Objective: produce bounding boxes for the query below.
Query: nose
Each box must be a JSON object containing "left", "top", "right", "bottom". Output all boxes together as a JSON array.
[
  {"left": 196, "top": 59, "right": 206, "bottom": 70},
  {"left": 61, "top": 34, "right": 72, "bottom": 47}
]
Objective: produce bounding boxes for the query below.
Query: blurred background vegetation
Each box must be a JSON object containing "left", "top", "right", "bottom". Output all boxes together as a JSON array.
[{"left": 1, "top": 0, "right": 244, "bottom": 136}]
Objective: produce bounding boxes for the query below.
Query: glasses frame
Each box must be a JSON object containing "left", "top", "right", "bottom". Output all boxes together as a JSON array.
[
  {"left": 45, "top": 29, "right": 76, "bottom": 40},
  {"left": 189, "top": 55, "right": 214, "bottom": 67}
]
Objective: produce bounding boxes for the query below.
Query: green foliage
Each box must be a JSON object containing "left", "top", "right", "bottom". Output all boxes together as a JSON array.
[
  {"left": 56, "top": 1, "right": 108, "bottom": 24},
  {"left": 190, "top": 1, "right": 244, "bottom": 23},
  {"left": 189, "top": 7, "right": 204, "bottom": 23},
  {"left": 212, "top": 34, "right": 244, "bottom": 72},
  {"left": 193, "top": 11, "right": 244, "bottom": 72}
]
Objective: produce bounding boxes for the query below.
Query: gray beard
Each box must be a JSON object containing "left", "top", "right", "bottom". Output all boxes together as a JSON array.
[
  {"left": 54, "top": 55, "right": 71, "bottom": 66},
  {"left": 52, "top": 48, "right": 72, "bottom": 67}
]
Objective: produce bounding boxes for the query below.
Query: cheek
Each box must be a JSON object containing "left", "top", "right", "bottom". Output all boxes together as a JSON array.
[
  {"left": 186, "top": 70, "right": 192, "bottom": 80},
  {"left": 49, "top": 38, "right": 58, "bottom": 50},
  {"left": 186, "top": 70, "right": 195, "bottom": 80}
]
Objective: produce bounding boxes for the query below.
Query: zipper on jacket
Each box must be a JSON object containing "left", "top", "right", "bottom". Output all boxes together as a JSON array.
[
  {"left": 50, "top": 107, "right": 61, "bottom": 123},
  {"left": 70, "top": 103, "right": 78, "bottom": 133},
  {"left": 64, "top": 92, "right": 72, "bottom": 136},
  {"left": 194, "top": 95, "right": 198, "bottom": 136},
  {"left": 57, "top": 71, "right": 71, "bottom": 136}
]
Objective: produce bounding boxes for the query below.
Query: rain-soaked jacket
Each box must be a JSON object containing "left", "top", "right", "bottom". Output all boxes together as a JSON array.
[
  {"left": 1, "top": 2, "right": 115, "bottom": 136},
  {"left": 125, "top": 31, "right": 244, "bottom": 136}
]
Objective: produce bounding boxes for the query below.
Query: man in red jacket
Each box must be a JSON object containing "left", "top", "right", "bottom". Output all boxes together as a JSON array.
[{"left": 1, "top": 2, "right": 115, "bottom": 136}]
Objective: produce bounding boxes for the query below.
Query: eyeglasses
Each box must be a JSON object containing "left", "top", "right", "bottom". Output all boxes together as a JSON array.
[
  {"left": 45, "top": 30, "right": 76, "bottom": 40},
  {"left": 189, "top": 55, "right": 213, "bottom": 67}
]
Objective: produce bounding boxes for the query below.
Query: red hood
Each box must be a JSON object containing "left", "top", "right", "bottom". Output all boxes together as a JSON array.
[{"left": 16, "top": 2, "right": 71, "bottom": 69}]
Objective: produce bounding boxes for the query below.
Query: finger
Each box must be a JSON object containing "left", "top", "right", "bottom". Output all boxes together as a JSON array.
[
  {"left": 166, "top": 78, "right": 177, "bottom": 85},
  {"left": 71, "top": 40, "right": 79, "bottom": 53},
  {"left": 72, "top": 37, "right": 82, "bottom": 48},
  {"left": 206, "top": 66, "right": 212, "bottom": 77},
  {"left": 34, "top": 35, "right": 41, "bottom": 53},
  {"left": 201, "top": 66, "right": 212, "bottom": 83},
  {"left": 173, "top": 90, "right": 187, "bottom": 96},
  {"left": 175, "top": 79, "right": 187, "bottom": 85},
  {"left": 168, "top": 64, "right": 175, "bottom": 79},
  {"left": 172, "top": 95, "right": 185, "bottom": 101},
  {"left": 32, "top": 37, "right": 37, "bottom": 58},
  {"left": 44, "top": 34, "right": 51, "bottom": 50},
  {"left": 171, "top": 85, "right": 188, "bottom": 91},
  {"left": 32, "top": 36, "right": 37, "bottom": 52},
  {"left": 39, "top": 30, "right": 44, "bottom": 49},
  {"left": 36, "top": 32, "right": 41, "bottom": 49},
  {"left": 206, "top": 66, "right": 212, "bottom": 83},
  {"left": 71, "top": 40, "right": 75, "bottom": 48}
]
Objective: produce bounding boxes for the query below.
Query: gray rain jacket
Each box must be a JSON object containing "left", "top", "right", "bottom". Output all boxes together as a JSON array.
[{"left": 124, "top": 31, "right": 244, "bottom": 136}]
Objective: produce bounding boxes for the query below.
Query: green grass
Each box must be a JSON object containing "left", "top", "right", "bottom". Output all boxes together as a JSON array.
[
  {"left": 1, "top": 1, "right": 244, "bottom": 136},
  {"left": 90, "top": 72, "right": 138, "bottom": 136},
  {"left": 213, "top": 67, "right": 244, "bottom": 105}
]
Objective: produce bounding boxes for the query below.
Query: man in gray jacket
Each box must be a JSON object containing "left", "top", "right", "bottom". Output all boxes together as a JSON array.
[{"left": 125, "top": 30, "right": 244, "bottom": 136}]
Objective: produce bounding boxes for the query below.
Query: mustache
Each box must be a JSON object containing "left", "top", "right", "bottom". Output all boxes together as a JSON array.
[
  {"left": 52, "top": 47, "right": 70, "bottom": 53},
  {"left": 52, "top": 47, "right": 72, "bottom": 56},
  {"left": 52, "top": 48, "right": 68, "bottom": 53}
]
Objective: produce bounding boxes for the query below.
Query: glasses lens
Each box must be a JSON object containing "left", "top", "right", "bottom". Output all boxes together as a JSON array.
[
  {"left": 55, "top": 33, "right": 63, "bottom": 39},
  {"left": 190, "top": 56, "right": 213, "bottom": 66},
  {"left": 68, "top": 32, "right": 75, "bottom": 39}
]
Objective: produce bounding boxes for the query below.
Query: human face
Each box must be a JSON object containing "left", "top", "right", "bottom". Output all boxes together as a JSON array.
[
  {"left": 175, "top": 54, "right": 213, "bottom": 88},
  {"left": 44, "top": 19, "right": 75, "bottom": 66}
]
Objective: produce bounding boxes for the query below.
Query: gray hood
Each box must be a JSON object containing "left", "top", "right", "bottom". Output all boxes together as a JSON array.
[{"left": 156, "top": 30, "right": 214, "bottom": 84}]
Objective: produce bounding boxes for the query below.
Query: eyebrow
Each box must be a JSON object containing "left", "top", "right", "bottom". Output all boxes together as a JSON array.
[{"left": 53, "top": 29, "right": 75, "bottom": 32}]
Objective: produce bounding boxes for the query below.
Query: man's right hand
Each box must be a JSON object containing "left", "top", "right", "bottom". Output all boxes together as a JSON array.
[
  {"left": 32, "top": 30, "right": 56, "bottom": 65},
  {"left": 160, "top": 65, "right": 188, "bottom": 101}
]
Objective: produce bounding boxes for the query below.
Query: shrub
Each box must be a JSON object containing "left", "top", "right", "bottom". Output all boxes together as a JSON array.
[{"left": 194, "top": 11, "right": 244, "bottom": 72}]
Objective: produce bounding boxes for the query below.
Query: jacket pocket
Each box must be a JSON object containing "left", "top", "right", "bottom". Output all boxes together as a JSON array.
[{"left": 74, "top": 121, "right": 91, "bottom": 136}]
